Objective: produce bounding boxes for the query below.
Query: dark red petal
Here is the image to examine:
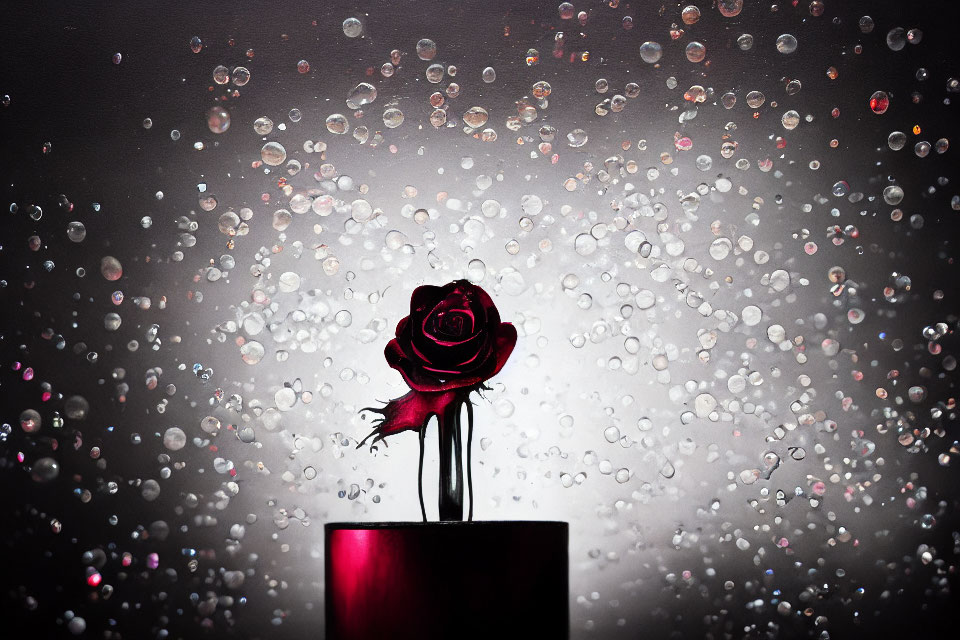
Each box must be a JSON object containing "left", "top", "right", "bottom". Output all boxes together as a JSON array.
[
  {"left": 470, "top": 282, "right": 501, "bottom": 327},
  {"left": 410, "top": 284, "right": 444, "bottom": 314},
  {"left": 394, "top": 315, "right": 410, "bottom": 339},
  {"left": 358, "top": 389, "right": 462, "bottom": 446}
]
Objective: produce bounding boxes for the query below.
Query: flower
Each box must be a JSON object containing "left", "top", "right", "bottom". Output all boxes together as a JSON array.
[
  {"left": 385, "top": 279, "right": 517, "bottom": 393},
  {"left": 359, "top": 280, "right": 516, "bottom": 450}
]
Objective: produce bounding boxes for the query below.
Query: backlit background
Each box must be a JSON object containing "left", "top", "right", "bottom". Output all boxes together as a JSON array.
[{"left": 2, "top": 1, "right": 959, "bottom": 637}]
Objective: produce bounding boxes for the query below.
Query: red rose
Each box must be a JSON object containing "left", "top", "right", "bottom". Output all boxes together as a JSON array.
[{"left": 385, "top": 280, "right": 517, "bottom": 393}]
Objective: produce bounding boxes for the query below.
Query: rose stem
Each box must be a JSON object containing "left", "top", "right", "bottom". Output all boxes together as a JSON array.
[
  {"left": 437, "top": 398, "right": 464, "bottom": 521},
  {"left": 466, "top": 399, "right": 474, "bottom": 522},
  {"left": 418, "top": 424, "right": 427, "bottom": 523}
]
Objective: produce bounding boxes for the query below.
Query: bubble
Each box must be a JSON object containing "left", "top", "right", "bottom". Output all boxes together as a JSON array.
[
  {"left": 416, "top": 38, "right": 437, "bottom": 60},
  {"left": 740, "top": 305, "right": 763, "bottom": 327},
  {"left": 382, "top": 108, "right": 404, "bottom": 128},
  {"left": 883, "top": 185, "right": 904, "bottom": 205},
  {"left": 201, "top": 416, "right": 221, "bottom": 435},
  {"left": 163, "top": 427, "right": 186, "bottom": 451},
  {"left": 425, "top": 64, "right": 444, "bottom": 83},
  {"left": 521, "top": 194, "right": 543, "bottom": 215},
  {"left": 746, "top": 91, "right": 765, "bottom": 108},
  {"left": 781, "top": 110, "right": 800, "bottom": 130},
  {"left": 104, "top": 313, "right": 122, "bottom": 331},
  {"left": 709, "top": 238, "right": 732, "bottom": 260},
  {"left": 717, "top": 0, "right": 743, "bottom": 17},
  {"left": 681, "top": 5, "right": 701, "bottom": 25},
  {"left": 62, "top": 395, "right": 89, "bottom": 420},
  {"left": 212, "top": 65, "right": 229, "bottom": 84},
  {"left": 20, "top": 409, "right": 42, "bottom": 433},
  {"left": 101, "top": 256, "right": 123, "bottom": 281},
  {"left": 776, "top": 34, "right": 798, "bottom": 54},
  {"left": 260, "top": 141, "right": 286, "bottom": 165},
  {"left": 297, "top": 59, "right": 310, "bottom": 74},
  {"left": 462, "top": 106, "right": 488, "bottom": 128},
  {"left": 888, "top": 131, "right": 907, "bottom": 150},
  {"left": 30, "top": 457, "right": 60, "bottom": 484},
  {"left": 190, "top": 35, "right": 202, "bottom": 53},
  {"left": 206, "top": 106, "right": 230, "bottom": 134},
  {"left": 342, "top": 18, "right": 362, "bottom": 37},
  {"left": 915, "top": 141, "right": 931, "bottom": 158},
  {"left": 426, "top": 109, "right": 446, "bottom": 128},
  {"left": 634, "top": 289, "right": 656, "bottom": 310},
  {"left": 685, "top": 42, "right": 706, "bottom": 63},
  {"left": 232, "top": 66, "right": 250, "bottom": 86},
  {"left": 869, "top": 91, "right": 890, "bottom": 114},
  {"left": 272, "top": 209, "right": 292, "bottom": 231},
  {"left": 240, "top": 341, "right": 265, "bottom": 365},
  {"left": 67, "top": 616, "right": 86, "bottom": 635},
  {"left": 887, "top": 27, "right": 906, "bottom": 51},
  {"left": 737, "top": 34, "right": 754, "bottom": 51},
  {"left": 320, "top": 113, "right": 348, "bottom": 135},
  {"left": 278, "top": 271, "right": 301, "bottom": 292},
  {"left": 570, "top": 233, "right": 598, "bottom": 256},
  {"left": 567, "top": 129, "right": 588, "bottom": 147},
  {"left": 66, "top": 221, "right": 86, "bottom": 243},
  {"left": 141, "top": 479, "right": 160, "bottom": 501},
  {"left": 639, "top": 41, "right": 662, "bottom": 64},
  {"left": 859, "top": 16, "right": 875, "bottom": 33}
]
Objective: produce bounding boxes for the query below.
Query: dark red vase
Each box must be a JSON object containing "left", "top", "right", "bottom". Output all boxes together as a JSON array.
[{"left": 325, "top": 521, "right": 569, "bottom": 639}]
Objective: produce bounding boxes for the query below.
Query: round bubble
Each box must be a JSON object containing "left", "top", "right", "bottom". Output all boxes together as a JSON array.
[
  {"left": 717, "top": 0, "right": 743, "bottom": 17},
  {"left": 254, "top": 117, "right": 274, "bottom": 135},
  {"left": 67, "top": 221, "right": 86, "bottom": 242},
  {"left": 383, "top": 108, "right": 404, "bottom": 128},
  {"left": 206, "top": 106, "right": 230, "bottom": 134},
  {"left": 32, "top": 457, "right": 59, "bottom": 482},
  {"left": 776, "top": 34, "right": 798, "bottom": 54},
  {"left": 141, "top": 479, "right": 160, "bottom": 501},
  {"left": 101, "top": 256, "right": 123, "bottom": 281},
  {"left": 888, "top": 131, "right": 907, "bottom": 150},
  {"left": 326, "top": 113, "right": 349, "bottom": 134},
  {"left": 639, "top": 42, "right": 662, "bottom": 64},
  {"left": 346, "top": 83, "right": 377, "bottom": 109},
  {"left": 342, "top": 17, "right": 363, "bottom": 37},
  {"left": 416, "top": 38, "right": 437, "bottom": 60},
  {"left": 65, "top": 395, "right": 90, "bottom": 419},
  {"left": 240, "top": 341, "right": 265, "bottom": 365},
  {"left": 261, "top": 142, "right": 287, "bottom": 165},
  {"left": 886, "top": 27, "right": 906, "bottom": 51},
  {"left": 163, "top": 427, "right": 186, "bottom": 451},
  {"left": 462, "top": 106, "right": 488, "bottom": 128}
]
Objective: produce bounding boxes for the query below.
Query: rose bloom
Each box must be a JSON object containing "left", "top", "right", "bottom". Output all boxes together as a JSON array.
[{"left": 385, "top": 280, "right": 517, "bottom": 392}]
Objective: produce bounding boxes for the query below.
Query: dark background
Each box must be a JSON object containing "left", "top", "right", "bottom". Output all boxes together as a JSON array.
[{"left": 3, "top": 1, "right": 960, "bottom": 638}]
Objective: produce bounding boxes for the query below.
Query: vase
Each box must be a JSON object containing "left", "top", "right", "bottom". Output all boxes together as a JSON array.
[{"left": 325, "top": 520, "right": 569, "bottom": 639}]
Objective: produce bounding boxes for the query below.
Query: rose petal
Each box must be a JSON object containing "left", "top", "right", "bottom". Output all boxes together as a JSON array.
[{"left": 386, "top": 338, "right": 488, "bottom": 392}]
